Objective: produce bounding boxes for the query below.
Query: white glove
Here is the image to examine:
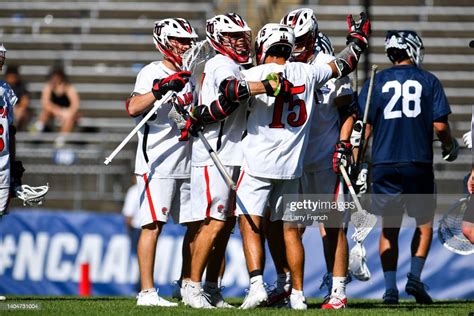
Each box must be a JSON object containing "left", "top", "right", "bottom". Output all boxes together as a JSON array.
[
  {"left": 356, "top": 163, "right": 368, "bottom": 197},
  {"left": 350, "top": 120, "right": 363, "bottom": 147},
  {"left": 463, "top": 131, "right": 472, "bottom": 149}
]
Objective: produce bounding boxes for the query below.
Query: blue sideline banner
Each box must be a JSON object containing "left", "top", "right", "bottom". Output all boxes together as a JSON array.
[{"left": 0, "top": 209, "right": 472, "bottom": 298}]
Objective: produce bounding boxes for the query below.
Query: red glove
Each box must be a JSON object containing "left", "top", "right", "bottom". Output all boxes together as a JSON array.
[
  {"left": 152, "top": 71, "right": 191, "bottom": 100},
  {"left": 346, "top": 12, "right": 371, "bottom": 50},
  {"left": 333, "top": 140, "right": 352, "bottom": 174}
]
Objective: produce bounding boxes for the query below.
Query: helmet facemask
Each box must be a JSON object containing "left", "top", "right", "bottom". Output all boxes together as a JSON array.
[
  {"left": 218, "top": 31, "right": 252, "bottom": 64},
  {"left": 292, "top": 30, "right": 316, "bottom": 62}
]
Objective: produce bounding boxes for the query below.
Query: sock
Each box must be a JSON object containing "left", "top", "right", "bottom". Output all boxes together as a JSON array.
[
  {"left": 291, "top": 288, "right": 304, "bottom": 297},
  {"left": 250, "top": 275, "right": 263, "bottom": 287},
  {"left": 203, "top": 281, "right": 218, "bottom": 293},
  {"left": 384, "top": 271, "right": 397, "bottom": 291},
  {"left": 188, "top": 280, "right": 202, "bottom": 292},
  {"left": 331, "top": 277, "right": 346, "bottom": 298},
  {"left": 141, "top": 288, "right": 156, "bottom": 294},
  {"left": 410, "top": 256, "right": 425, "bottom": 281},
  {"left": 249, "top": 269, "right": 263, "bottom": 278},
  {"left": 277, "top": 273, "right": 287, "bottom": 290},
  {"left": 217, "top": 277, "right": 222, "bottom": 289}
]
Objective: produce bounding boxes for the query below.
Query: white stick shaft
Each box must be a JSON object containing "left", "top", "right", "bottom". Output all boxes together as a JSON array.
[
  {"left": 197, "top": 131, "right": 237, "bottom": 191},
  {"left": 362, "top": 65, "right": 378, "bottom": 124},
  {"left": 104, "top": 91, "right": 174, "bottom": 165},
  {"left": 340, "top": 165, "right": 364, "bottom": 212}
]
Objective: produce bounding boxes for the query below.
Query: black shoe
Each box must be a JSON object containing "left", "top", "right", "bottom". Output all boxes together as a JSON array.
[{"left": 405, "top": 273, "right": 433, "bottom": 304}]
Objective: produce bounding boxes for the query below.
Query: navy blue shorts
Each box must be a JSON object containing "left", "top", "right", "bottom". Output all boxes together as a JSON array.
[{"left": 371, "top": 162, "right": 436, "bottom": 223}]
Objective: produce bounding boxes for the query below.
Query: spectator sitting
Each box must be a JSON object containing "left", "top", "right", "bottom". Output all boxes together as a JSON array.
[
  {"left": 32, "top": 66, "right": 80, "bottom": 147},
  {"left": 4, "top": 65, "right": 30, "bottom": 131}
]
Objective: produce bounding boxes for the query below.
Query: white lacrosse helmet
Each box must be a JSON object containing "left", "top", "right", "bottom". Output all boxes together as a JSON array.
[
  {"left": 0, "top": 43, "right": 6, "bottom": 70},
  {"left": 153, "top": 18, "right": 198, "bottom": 70},
  {"left": 280, "top": 8, "right": 318, "bottom": 62},
  {"left": 315, "top": 32, "right": 334, "bottom": 56},
  {"left": 206, "top": 13, "right": 252, "bottom": 64},
  {"left": 255, "top": 23, "right": 295, "bottom": 65},
  {"left": 385, "top": 30, "right": 424, "bottom": 67}
]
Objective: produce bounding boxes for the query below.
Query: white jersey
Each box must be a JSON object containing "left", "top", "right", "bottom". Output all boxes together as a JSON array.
[
  {"left": 132, "top": 61, "right": 196, "bottom": 178},
  {"left": 304, "top": 53, "right": 353, "bottom": 171},
  {"left": 192, "top": 54, "right": 247, "bottom": 167},
  {"left": 241, "top": 61, "right": 332, "bottom": 179},
  {"left": 0, "top": 81, "right": 17, "bottom": 189}
]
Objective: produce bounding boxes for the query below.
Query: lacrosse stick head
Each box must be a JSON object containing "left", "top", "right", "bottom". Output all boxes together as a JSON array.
[
  {"left": 15, "top": 183, "right": 49, "bottom": 206},
  {"left": 181, "top": 40, "right": 214, "bottom": 73},
  {"left": 349, "top": 242, "right": 371, "bottom": 281},
  {"left": 0, "top": 43, "right": 6, "bottom": 71},
  {"left": 167, "top": 100, "right": 187, "bottom": 130},
  {"left": 438, "top": 196, "right": 474, "bottom": 255},
  {"left": 351, "top": 209, "right": 377, "bottom": 242}
]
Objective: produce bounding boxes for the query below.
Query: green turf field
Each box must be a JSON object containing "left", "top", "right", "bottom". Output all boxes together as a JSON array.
[{"left": 0, "top": 297, "right": 473, "bottom": 315}]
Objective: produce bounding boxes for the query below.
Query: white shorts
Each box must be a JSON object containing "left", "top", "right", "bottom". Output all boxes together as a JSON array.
[
  {"left": 0, "top": 188, "right": 10, "bottom": 215},
  {"left": 299, "top": 169, "right": 350, "bottom": 225},
  {"left": 136, "top": 174, "right": 192, "bottom": 226},
  {"left": 235, "top": 170, "right": 299, "bottom": 222},
  {"left": 191, "top": 165, "right": 240, "bottom": 221}
]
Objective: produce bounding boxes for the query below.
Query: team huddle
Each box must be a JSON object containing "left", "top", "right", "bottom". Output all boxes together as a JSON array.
[{"left": 126, "top": 8, "right": 462, "bottom": 310}]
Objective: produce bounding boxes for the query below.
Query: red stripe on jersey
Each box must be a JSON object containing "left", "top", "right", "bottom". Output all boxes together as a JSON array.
[
  {"left": 143, "top": 174, "right": 157, "bottom": 222},
  {"left": 204, "top": 166, "right": 212, "bottom": 218}
]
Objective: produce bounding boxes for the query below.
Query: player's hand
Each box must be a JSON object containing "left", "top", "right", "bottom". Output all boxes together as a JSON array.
[
  {"left": 346, "top": 12, "right": 371, "bottom": 51},
  {"left": 350, "top": 120, "right": 363, "bottom": 147},
  {"left": 442, "top": 137, "right": 459, "bottom": 162},
  {"left": 263, "top": 73, "right": 293, "bottom": 100},
  {"left": 333, "top": 140, "right": 353, "bottom": 174},
  {"left": 178, "top": 106, "right": 204, "bottom": 141},
  {"left": 463, "top": 131, "right": 472, "bottom": 149},
  {"left": 152, "top": 71, "right": 191, "bottom": 100},
  {"left": 354, "top": 163, "right": 368, "bottom": 196}
]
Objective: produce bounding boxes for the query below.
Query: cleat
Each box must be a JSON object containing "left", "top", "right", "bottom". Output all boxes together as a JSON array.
[
  {"left": 266, "top": 283, "right": 291, "bottom": 307},
  {"left": 289, "top": 292, "right": 307, "bottom": 310},
  {"left": 321, "top": 296, "right": 347, "bottom": 309},
  {"left": 183, "top": 282, "right": 215, "bottom": 309},
  {"left": 136, "top": 288, "right": 178, "bottom": 307},
  {"left": 204, "top": 287, "right": 234, "bottom": 308},
  {"left": 239, "top": 282, "right": 268, "bottom": 309},
  {"left": 382, "top": 289, "right": 399, "bottom": 305},
  {"left": 171, "top": 280, "right": 182, "bottom": 301},
  {"left": 405, "top": 273, "right": 433, "bottom": 304}
]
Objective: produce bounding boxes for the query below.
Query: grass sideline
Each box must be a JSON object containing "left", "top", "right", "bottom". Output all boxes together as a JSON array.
[{"left": 0, "top": 296, "right": 473, "bottom": 315}]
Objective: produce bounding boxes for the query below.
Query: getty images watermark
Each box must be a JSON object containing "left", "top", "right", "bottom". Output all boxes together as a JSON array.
[{"left": 283, "top": 194, "right": 357, "bottom": 226}]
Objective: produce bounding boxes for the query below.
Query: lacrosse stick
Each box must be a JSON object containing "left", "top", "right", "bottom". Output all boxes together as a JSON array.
[
  {"left": 355, "top": 64, "right": 377, "bottom": 169},
  {"left": 349, "top": 241, "right": 371, "bottom": 281},
  {"left": 168, "top": 104, "right": 237, "bottom": 190},
  {"left": 438, "top": 195, "right": 474, "bottom": 255},
  {"left": 340, "top": 165, "right": 377, "bottom": 242},
  {"left": 14, "top": 183, "right": 49, "bottom": 206},
  {"left": 104, "top": 40, "right": 214, "bottom": 165}
]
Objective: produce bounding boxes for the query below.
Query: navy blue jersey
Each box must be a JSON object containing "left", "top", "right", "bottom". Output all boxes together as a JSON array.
[{"left": 358, "top": 65, "right": 451, "bottom": 165}]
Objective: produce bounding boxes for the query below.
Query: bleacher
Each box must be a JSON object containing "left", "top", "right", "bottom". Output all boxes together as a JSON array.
[
  {"left": 1, "top": 0, "right": 472, "bottom": 210},
  {"left": 1, "top": 0, "right": 214, "bottom": 210}
]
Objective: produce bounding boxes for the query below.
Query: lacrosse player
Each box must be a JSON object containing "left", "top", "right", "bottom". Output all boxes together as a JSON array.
[
  {"left": 0, "top": 43, "right": 25, "bottom": 217},
  {"left": 281, "top": 9, "right": 356, "bottom": 309},
  {"left": 235, "top": 14, "right": 370, "bottom": 309},
  {"left": 462, "top": 110, "right": 473, "bottom": 243},
  {"left": 183, "top": 13, "right": 291, "bottom": 309},
  {"left": 125, "top": 18, "right": 199, "bottom": 307},
  {"left": 357, "top": 30, "right": 458, "bottom": 304}
]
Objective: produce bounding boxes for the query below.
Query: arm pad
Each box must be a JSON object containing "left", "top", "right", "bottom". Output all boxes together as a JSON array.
[
  {"left": 219, "top": 78, "right": 250, "bottom": 102},
  {"left": 194, "top": 94, "right": 241, "bottom": 124},
  {"left": 334, "top": 43, "right": 363, "bottom": 79}
]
